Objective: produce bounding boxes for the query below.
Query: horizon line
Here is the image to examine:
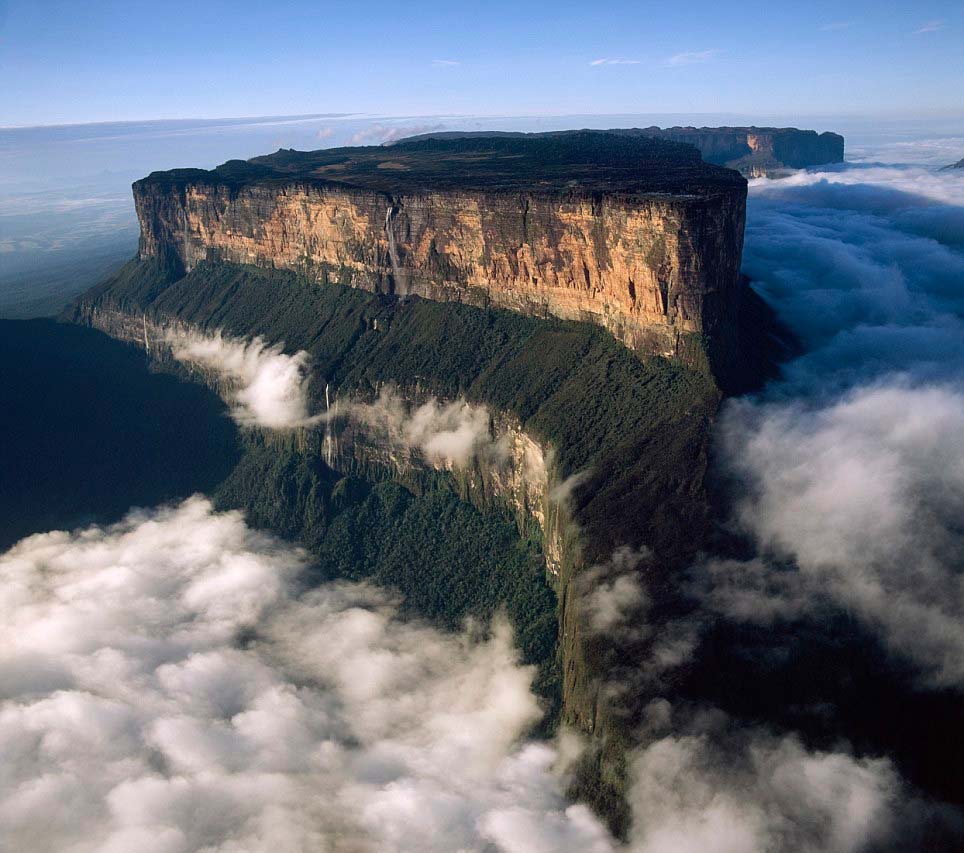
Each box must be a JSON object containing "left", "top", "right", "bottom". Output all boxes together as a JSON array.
[{"left": 3, "top": 108, "right": 964, "bottom": 132}]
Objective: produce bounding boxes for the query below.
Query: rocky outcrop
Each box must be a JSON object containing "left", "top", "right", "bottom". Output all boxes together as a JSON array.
[
  {"left": 639, "top": 126, "right": 845, "bottom": 176},
  {"left": 133, "top": 133, "right": 747, "bottom": 369},
  {"left": 76, "top": 303, "right": 578, "bottom": 581}
]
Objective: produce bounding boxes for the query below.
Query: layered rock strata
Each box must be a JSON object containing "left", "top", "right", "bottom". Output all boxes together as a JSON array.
[{"left": 133, "top": 133, "right": 747, "bottom": 365}]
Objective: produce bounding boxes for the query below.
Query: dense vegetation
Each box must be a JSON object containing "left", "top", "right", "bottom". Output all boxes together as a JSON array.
[
  {"left": 80, "top": 258, "right": 721, "bottom": 565},
  {"left": 73, "top": 257, "right": 722, "bottom": 834},
  {"left": 215, "top": 435, "right": 560, "bottom": 724}
]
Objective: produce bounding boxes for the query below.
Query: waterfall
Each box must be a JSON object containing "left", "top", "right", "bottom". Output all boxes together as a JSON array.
[
  {"left": 324, "top": 383, "right": 333, "bottom": 467},
  {"left": 384, "top": 203, "right": 409, "bottom": 296}
]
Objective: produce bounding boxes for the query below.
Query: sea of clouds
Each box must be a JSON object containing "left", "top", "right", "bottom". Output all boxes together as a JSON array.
[
  {"left": 705, "top": 143, "right": 964, "bottom": 693},
  {"left": 0, "top": 498, "right": 616, "bottom": 853},
  {"left": 0, "top": 498, "right": 908, "bottom": 852}
]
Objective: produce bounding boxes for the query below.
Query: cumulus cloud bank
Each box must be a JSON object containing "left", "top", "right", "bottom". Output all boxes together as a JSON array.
[
  {"left": 745, "top": 163, "right": 964, "bottom": 391},
  {"left": 168, "top": 330, "right": 318, "bottom": 429},
  {"left": 719, "top": 384, "right": 964, "bottom": 685},
  {"left": 626, "top": 716, "right": 902, "bottom": 853},
  {"left": 711, "top": 140, "right": 964, "bottom": 688},
  {"left": 0, "top": 500, "right": 914, "bottom": 852},
  {"left": 573, "top": 546, "right": 911, "bottom": 852},
  {"left": 0, "top": 498, "right": 614, "bottom": 852}
]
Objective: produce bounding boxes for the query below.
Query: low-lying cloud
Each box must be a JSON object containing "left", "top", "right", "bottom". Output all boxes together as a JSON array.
[
  {"left": 713, "top": 141, "right": 964, "bottom": 689},
  {"left": 626, "top": 713, "right": 903, "bottom": 853},
  {"left": 0, "top": 498, "right": 613, "bottom": 852},
  {"left": 0, "top": 500, "right": 921, "bottom": 852},
  {"left": 718, "top": 383, "right": 964, "bottom": 686},
  {"left": 341, "top": 387, "right": 510, "bottom": 469},
  {"left": 168, "top": 330, "right": 319, "bottom": 429},
  {"left": 744, "top": 165, "right": 964, "bottom": 392},
  {"left": 574, "top": 546, "right": 914, "bottom": 852}
]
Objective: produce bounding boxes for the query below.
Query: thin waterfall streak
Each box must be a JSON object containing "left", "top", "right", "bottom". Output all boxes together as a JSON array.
[{"left": 385, "top": 203, "right": 408, "bottom": 296}]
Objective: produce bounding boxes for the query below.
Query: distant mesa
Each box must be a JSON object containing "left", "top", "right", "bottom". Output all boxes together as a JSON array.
[
  {"left": 943, "top": 157, "right": 964, "bottom": 170},
  {"left": 400, "top": 126, "right": 846, "bottom": 178}
]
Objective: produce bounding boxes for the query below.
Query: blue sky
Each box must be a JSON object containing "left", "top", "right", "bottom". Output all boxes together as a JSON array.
[{"left": 1, "top": 0, "right": 962, "bottom": 126}]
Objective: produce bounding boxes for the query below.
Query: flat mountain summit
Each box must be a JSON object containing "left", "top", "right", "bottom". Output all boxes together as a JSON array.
[{"left": 138, "top": 131, "right": 746, "bottom": 196}]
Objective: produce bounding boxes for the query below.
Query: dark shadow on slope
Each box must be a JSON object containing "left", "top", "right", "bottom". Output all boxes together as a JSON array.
[{"left": 0, "top": 318, "right": 241, "bottom": 550}]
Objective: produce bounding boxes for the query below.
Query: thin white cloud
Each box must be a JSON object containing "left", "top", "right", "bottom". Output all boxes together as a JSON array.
[
  {"left": 337, "top": 387, "right": 510, "bottom": 469},
  {"left": 589, "top": 58, "right": 641, "bottom": 66},
  {"left": 432, "top": 59, "right": 460, "bottom": 66},
  {"left": 665, "top": 49, "right": 721, "bottom": 67},
  {"left": 821, "top": 20, "right": 855, "bottom": 31},
  {"left": 913, "top": 20, "right": 944, "bottom": 34},
  {"left": 349, "top": 121, "right": 446, "bottom": 145}
]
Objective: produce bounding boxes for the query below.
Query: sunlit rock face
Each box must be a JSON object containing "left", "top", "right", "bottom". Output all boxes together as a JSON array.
[{"left": 133, "top": 132, "right": 747, "bottom": 365}]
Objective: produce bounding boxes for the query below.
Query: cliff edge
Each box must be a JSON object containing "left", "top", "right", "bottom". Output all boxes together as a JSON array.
[{"left": 133, "top": 132, "right": 747, "bottom": 377}]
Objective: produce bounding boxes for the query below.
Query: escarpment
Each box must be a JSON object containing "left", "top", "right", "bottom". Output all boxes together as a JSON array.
[
  {"left": 71, "top": 256, "right": 723, "bottom": 835},
  {"left": 637, "top": 126, "right": 845, "bottom": 176},
  {"left": 133, "top": 132, "right": 747, "bottom": 376},
  {"left": 66, "top": 130, "right": 782, "bottom": 837}
]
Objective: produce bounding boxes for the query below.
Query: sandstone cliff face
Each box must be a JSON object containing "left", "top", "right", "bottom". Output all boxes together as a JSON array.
[{"left": 135, "top": 180, "right": 745, "bottom": 361}]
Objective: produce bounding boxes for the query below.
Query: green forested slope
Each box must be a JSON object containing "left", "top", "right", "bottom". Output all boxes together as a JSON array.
[
  {"left": 72, "top": 257, "right": 722, "bottom": 834},
  {"left": 79, "top": 259, "right": 720, "bottom": 564}
]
